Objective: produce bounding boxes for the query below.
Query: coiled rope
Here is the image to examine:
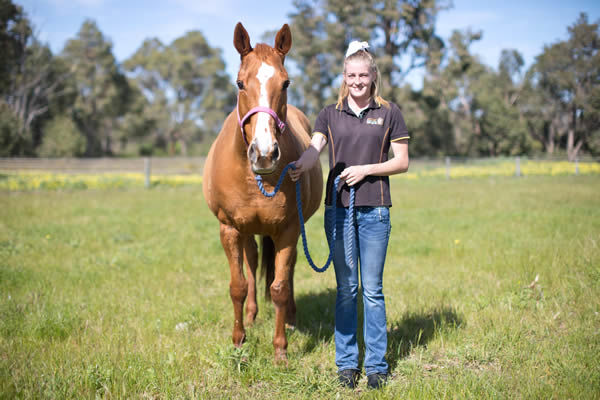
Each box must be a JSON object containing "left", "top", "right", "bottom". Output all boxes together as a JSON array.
[{"left": 255, "top": 163, "right": 355, "bottom": 273}]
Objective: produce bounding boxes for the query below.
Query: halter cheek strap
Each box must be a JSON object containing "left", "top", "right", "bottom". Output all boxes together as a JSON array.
[{"left": 236, "top": 92, "right": 286, "bottom": 146}]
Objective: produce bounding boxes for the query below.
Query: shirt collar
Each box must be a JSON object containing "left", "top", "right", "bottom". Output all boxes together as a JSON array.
[{"left": 338, "top": 97, "right": 381, "bottom": 114}]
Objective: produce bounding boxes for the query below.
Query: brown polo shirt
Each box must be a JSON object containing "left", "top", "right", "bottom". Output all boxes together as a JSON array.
[{"left": 313, "top": 98, "right": 410, "bottom": 207}]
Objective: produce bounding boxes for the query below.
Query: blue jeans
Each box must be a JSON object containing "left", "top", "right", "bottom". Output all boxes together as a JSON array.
[{"left": 325, "top": 205, "right": 391, "bottom": 376}]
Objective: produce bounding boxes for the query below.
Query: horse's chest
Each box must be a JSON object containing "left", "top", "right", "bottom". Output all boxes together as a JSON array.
[{"left": 216, "top": 194, "right": 291, "bottom": 234}]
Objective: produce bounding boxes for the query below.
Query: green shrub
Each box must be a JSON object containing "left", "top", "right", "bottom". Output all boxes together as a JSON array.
[{"left": 38, "top": 115, "right": 86, "bottom": 157}]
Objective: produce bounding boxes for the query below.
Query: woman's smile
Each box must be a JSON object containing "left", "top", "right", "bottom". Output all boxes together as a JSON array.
[{"left": 344, "top": 60, "right": 373, "bottom": 104}]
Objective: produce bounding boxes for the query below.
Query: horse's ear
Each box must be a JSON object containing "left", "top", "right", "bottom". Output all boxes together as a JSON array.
[
  {"left": 234, "top": 22, "right": 253, "bottom": 58},
  {"left": 274, "top": 24, "right": 292, "bottom": 58}
]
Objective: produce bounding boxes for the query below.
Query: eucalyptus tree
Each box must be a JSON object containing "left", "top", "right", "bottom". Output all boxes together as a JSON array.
[
  {"left": 61, "top": 19, "right": 132, "bottom": 156},
  {"left": 0, "top": 0, "right": 29, "bottom": 93},
  {"left": 124, "top": 31, "right": 235, "bottom": 155},
  {"left": 285, "top": 0, "right": 334, "bottom": 121},
  {"left": 0, "top": 0, "right": 30, "bottom": 155},
  {"left": 1, "top": 0, "right": 71, "bottom": 155},
  {"left": 533, "top": 13, "right": 600, "bottom": 160},
  {"left": 419, "top": 28, "right": 486, "bottom": 156},
  {"left": 367, "top": 0, "right": 449, "bottom": 103}
]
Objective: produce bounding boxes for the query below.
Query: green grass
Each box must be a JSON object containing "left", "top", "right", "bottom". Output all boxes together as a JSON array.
[{"left": 1, "top": 175, "right": 599, "bottom": 399}]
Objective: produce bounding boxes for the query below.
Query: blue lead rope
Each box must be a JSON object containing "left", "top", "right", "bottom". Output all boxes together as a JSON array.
[{"left": 255, "top": 163, "right": 355, "bottom": 273}]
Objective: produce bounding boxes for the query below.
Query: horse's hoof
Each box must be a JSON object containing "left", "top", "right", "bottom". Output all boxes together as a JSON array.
[
  {"left": 274, "top": 349, "right": 288, "bottom": 365},
  {"left": 233, "top": 332, "right": 246, "bottom": 347}
]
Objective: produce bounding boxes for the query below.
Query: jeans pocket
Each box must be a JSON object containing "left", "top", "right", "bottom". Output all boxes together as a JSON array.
[
  {"left": 375, "top": 207, "right": 391, "bottom": 238},
  {"left": 376, "top": 206, "right": 390, "bottom": 223}
]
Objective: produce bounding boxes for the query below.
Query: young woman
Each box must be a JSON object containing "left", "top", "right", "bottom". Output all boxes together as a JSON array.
[{"left": 289, "top": 41, "right": 410, "bottom": 389}]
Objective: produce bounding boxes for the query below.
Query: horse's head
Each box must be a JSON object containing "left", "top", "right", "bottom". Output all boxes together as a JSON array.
[{"left": 234, "top": 22, "right": 291, "bottom": 175}]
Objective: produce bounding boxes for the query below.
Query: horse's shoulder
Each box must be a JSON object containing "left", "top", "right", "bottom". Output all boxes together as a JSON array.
[{"left": 286, "top": 105, "right": 311, "bottom": 142}]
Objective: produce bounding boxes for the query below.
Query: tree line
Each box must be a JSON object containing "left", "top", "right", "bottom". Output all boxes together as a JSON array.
[{"left": 1, "top": 0, "right": 599, "bottom": 159}]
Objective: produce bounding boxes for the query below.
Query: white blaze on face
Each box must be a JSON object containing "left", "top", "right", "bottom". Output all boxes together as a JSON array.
[{"left": 254, "top": 62, "right": 276, "bottom": 156}]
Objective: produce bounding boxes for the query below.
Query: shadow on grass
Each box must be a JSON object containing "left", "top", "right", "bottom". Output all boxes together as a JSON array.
[
  {"left": 387, "top": 307, "right": 464, "bottom": 370},
  {"left": 294, "top": 288, "right": 336, "bottom": 353},
  {"left": 295, "top": 288, "right": 463, "bottom": 369}
]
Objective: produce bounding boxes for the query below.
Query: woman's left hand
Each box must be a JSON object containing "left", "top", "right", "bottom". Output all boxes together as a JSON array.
[{"left": 340, "top": 165, "right": 369, "bottom": 186}]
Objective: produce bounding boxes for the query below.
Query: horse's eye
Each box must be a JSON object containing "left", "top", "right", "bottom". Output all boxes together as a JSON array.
[
  {"left": 237, "top": 80, "right": 244, "bottom": 90},
  {"left": 282, "top": 80, "right": 290, "bottom": 90}
]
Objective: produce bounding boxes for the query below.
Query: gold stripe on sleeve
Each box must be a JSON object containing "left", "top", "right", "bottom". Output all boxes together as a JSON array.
[{"left": 391, "top": 136, "right": 410, "bottom": 142}]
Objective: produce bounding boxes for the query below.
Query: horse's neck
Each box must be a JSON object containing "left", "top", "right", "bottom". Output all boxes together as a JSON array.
[{"left": 223, "top": 111, "right": 249, "bottom": 160}]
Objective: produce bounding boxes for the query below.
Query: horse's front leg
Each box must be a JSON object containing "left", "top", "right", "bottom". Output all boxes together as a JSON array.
[
  {"left": 271, "top": 228, "right": 300, "bottom": 363},
  {"left": 243, "top": 236, "right": 259, "bottom": 325},
  {"left": 219, "top": 223, "right": 247, "bottom": 347}
]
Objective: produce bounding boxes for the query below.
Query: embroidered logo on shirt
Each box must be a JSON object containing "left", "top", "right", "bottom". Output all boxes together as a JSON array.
[{"left": 366, "top": 117, "right": 384, "bottom": 126}]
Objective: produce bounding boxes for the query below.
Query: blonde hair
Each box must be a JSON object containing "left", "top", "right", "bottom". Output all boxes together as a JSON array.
[{"left": 336, "top": 49, "right": 389, "bottom": 109}]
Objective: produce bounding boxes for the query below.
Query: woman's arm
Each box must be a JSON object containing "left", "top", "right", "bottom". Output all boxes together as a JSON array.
[
  {"left": 289, "top": 134, "right": 328, "bottom": 182},
  {"left": 339, "top": 139, "right": 409, "bottom": 186}
]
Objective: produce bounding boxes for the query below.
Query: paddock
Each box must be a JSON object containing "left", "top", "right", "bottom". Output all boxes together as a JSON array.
[{"left": 1, "top": 175, "right": 599, "bottom": 398}]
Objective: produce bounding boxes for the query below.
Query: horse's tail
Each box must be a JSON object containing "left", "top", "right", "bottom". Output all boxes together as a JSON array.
[{"left": 261, "top": 235, "right": 276, "bottom": 301}]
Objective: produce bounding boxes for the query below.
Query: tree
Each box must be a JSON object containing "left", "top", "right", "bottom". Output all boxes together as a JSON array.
[
  {"left": 124, "top": 31, "right": 235, "bottom": 155},
  {"left": 534, "top": 13, "right": 600, "bottom": 160},
  {"left": 420, "top": 29, "right": 485, "bottom": 156},
  {"left": 369, "top": 0, "right": 449, "bottom": 103},
  {"left": 0, "top": 0, "right": 30, "bottom": 93},
  {"left": 61, "top": 19, "right": 132, "bottom": 156},
  {"left": 285, "top": 0, "right": 336, "bottom": 121},
  {"left": 520, "top": 67, "right": 563, "bottom": 155},
  {"left": 467, "top": 49, "right": 535, "bottom": 156},
  {"left": 0, "top": 102, "right": 20, "bottom": 156},
  {"left": 585, "top": 85, "right": 600, "bottom": 156},
  {"left": 471, "top": 72, "right": 530, "bottom": 156},
  {"left": 0, "top": 0, "right": 71, "bottom": 155},
  {"left": 37, "top": 115, "right": 85, "bottom": 157},
  {"left": 111, "top": 82, "right": 158, "bottom": 154}
]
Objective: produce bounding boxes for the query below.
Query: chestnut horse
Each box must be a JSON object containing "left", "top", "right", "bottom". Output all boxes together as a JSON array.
[{"left": 202, "top": 23, "right": 323, "bottom": 361}]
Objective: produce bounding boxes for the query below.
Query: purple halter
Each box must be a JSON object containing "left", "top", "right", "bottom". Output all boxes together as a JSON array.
[{"left": 236, "top": 92, "right": 286, "bottom": 146}]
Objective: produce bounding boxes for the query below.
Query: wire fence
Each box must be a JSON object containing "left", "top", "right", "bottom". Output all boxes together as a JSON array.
[
  {"left": 403, "top": 156, "right": 600, "bottom": 181},
  {"left": 1, "top": 155, "right": 597, "bottom": 174},
  {"left": 0, "top": 157, "right": 205, "bottom": 175}
]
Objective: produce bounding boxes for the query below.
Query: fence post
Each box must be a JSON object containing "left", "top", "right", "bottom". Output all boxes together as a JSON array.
[
  {"left": 575, "top": 157, "right": 579, "bottom": 175},
  {"left": 144, "top": 157, "right": 151, "bottom": 188},
  {"left": 445, "top": 156, "right": 451, "bottom": 180},
  {"left": 515, "top": 156, "right": 521, "bottom": 177}
]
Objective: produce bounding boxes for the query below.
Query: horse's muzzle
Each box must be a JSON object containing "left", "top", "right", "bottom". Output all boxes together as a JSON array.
[{"left": 249, "top": 141, "right": 281, "bottom": 175}]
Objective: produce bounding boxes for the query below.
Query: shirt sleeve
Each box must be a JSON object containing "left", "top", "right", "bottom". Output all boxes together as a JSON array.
[
  {"left": 312, "top": 107, "right": 329, "bottom": 143},
  {"left": 389, "top": 103, "right": 410, "bottom": 142}
]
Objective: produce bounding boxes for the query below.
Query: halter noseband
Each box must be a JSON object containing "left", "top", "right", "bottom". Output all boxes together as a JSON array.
[{"left": 236, "top": 92, "right": 286, "bottom": 146}]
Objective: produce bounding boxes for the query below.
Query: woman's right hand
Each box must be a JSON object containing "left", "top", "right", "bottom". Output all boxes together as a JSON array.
[
  {"left": 289, "top": 149, "right": 314, "bottom": 181},
  {"left": 288, "top": 134, "right": 327, "bottom": 182}
]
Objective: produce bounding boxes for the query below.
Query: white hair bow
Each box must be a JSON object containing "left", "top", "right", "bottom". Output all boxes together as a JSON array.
[{"left": 345, "top": 41, "right": 370, "bottom": 58}]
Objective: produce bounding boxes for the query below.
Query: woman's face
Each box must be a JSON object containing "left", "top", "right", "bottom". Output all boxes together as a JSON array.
[{"left": 344, "top": 60, "right": 374, "bottom": 103}]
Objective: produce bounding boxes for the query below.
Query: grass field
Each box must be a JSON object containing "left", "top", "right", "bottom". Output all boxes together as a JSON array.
[{"left": 1, "top": 175, "right": 599, "bottom": 399}]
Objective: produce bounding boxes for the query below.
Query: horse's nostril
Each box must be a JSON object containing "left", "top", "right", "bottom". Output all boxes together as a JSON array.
[{"left": 272, "top": 143, "right": 280, "bottom": 161}]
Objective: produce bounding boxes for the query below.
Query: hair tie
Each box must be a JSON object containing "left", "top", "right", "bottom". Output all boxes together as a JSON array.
[{"left": 345, "top": 41, "right": 370, "bottom": 58}]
